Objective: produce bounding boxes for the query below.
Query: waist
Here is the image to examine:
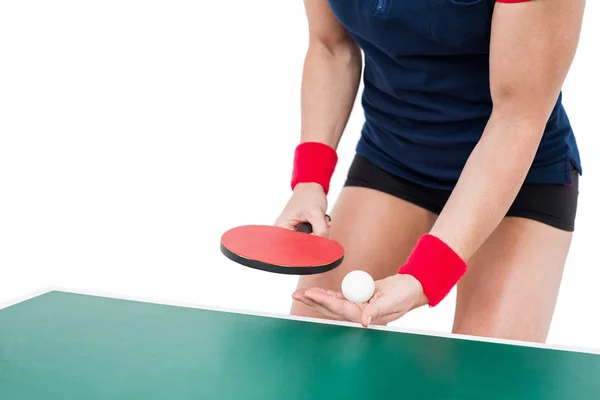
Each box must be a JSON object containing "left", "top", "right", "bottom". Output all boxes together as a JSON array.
[{"left": 356, "top": 109, "right": 579, "bottom": 190}]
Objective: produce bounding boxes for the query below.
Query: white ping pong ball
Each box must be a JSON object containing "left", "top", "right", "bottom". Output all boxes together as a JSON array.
[{"left": 341, "top": 270, "right": 375, "bottom": 304}]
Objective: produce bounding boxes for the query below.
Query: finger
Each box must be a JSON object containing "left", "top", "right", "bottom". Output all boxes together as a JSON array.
[
  {"left": 304, "top": 289, "right": 362, "bottom": 323},
  {"left": 309, "top": 287, "right": 346, "bottom": 300},
  {"left": 292, "top": 288, "right": 322, "bottom": 306},
  {"left": 274, "top": 216, "right": 295, "bottom": 230},
  {"left": 304, "top": 289, "right": 356, "bottom": 321},
  {"left": 292, "top": 287, "right": 350, "bottom": 320},
  {"left": 303, "top": 211, "right": 329, "bottom": 237},
  {"left": 274, "top": 216, "right": 303, "bottom": 231},
  {"left": 292, "top": 290, "right": 344, "bottom": 320},
  {"left": 311, "top": 288, "right": 370, "bottom": 314},
  {"left": 292, "top": 294, "right": 339, "bottom": 319},
  {"left": 361, "top": 292, "right": 391, "bottom": 327}
]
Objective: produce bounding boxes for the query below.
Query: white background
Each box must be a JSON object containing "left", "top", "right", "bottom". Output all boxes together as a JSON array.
[{"left": 1, "top": 1, "right": 598, "bottom": 348}]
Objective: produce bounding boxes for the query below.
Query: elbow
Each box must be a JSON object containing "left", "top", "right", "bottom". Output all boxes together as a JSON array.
[
  {"left": 491, "top": 83, "right": 560, "bottom": 131},
  {"left": 487, "top": 90, "right": 552, "bottom": 152},
  {"left": 308, "top": 33, "right": 361, "bottom": 61},
  {"left": 490, "top": 87, "right": 554, "bottom": 135}
]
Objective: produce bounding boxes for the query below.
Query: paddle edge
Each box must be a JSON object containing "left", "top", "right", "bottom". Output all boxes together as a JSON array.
[{"left": 219, "top": 242, "right": 344, "bottom": 276}]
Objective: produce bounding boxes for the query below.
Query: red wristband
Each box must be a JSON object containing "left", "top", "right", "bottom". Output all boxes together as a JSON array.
[
  {"left": 398, "top": 234, "right": 467, "bottom": 307},
  {"left": 291, "top": 142, "right": 338, "bottom": 195}
]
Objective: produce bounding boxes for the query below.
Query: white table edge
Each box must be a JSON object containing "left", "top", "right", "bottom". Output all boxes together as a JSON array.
[{"left": 2, "top": 285, "right": 599, "bottom": 356}]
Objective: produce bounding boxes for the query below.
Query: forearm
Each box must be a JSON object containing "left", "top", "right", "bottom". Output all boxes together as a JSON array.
[
  {"left": 429, "top": 0, "right": 584, "bottom": 262},
  {"left": 300, "top": 40, "right": 362, "bottom": 147},
  {"left": 430, "top": 111, "right": 545, "bottom": 261},
  {"left": 395, "top": 0, "right": 583, "bottom": 309}
]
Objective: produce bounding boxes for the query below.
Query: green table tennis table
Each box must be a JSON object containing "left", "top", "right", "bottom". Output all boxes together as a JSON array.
[{"left": 1, "top": 289, "right": 600, "bottom": 399}]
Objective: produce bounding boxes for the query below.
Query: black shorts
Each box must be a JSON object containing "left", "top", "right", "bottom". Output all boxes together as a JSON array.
[{"left": 344, "top": 155, "right": 579, "bottom": 232}]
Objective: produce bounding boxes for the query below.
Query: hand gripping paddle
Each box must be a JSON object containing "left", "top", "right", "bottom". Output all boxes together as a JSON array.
[{"left": 220, "top": 222, "right": 344, "bottom": 275}]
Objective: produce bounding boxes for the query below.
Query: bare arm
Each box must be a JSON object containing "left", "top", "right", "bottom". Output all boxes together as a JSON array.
[
  {"left": 275, "top": 0, "right": 362, "bottom": 235},
  {"left": 430, "top": 0, "right": 585, "bottom": 260},
  {"left": 300, "top": 0, "right": 362, "bottom": 147}
]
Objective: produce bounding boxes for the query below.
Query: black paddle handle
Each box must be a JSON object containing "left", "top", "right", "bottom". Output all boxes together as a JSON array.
[
  {"left": 294, "top": 214, "right": 331, "bottom": 234},
  {"left": 294, "top": 222, "right": 313, "bottom": 234}
]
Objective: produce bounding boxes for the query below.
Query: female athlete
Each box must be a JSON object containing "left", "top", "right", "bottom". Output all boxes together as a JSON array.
[{"left": 275, "top": 0, "right": 585, "bottom": 343}]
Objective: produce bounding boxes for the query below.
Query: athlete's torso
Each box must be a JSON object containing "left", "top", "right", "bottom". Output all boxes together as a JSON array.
[{"left": 328, "top": 0, "right": 581, "bottom": 189}]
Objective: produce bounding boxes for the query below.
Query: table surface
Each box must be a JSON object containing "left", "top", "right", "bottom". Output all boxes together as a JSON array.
[{"left": 1, "top": 289, "right": 600, "bottom": 399}]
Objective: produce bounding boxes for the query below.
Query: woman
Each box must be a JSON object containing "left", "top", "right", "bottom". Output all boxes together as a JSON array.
[{"left": 275, "top": 0, "right": 586, "bottom": 343}]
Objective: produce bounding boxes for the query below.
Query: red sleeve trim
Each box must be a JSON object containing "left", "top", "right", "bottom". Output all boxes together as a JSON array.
[{"left": 496, "top": 0, "right": 531, "bottom": 3}]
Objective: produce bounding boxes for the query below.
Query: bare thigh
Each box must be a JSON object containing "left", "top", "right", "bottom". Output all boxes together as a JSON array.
[
  {"left": 290, "top": 186, "right": 437, "bottom": 319},
  {"left": 453, "top": 217, "right": 573, "bottom": 343}
]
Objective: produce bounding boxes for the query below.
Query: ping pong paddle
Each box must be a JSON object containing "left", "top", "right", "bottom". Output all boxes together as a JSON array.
[{"left": 220, "top": 222, "right": 344, "bottom": 275}]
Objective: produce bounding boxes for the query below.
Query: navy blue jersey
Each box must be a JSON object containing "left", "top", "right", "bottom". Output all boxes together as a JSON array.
[{"left": 328, "top": 0, "right": 581, "bottom": 189}]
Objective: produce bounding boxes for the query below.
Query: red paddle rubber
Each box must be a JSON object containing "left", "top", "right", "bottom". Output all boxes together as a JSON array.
[{"left": 220, "top": 217, "right": 342, "bottom": 275}]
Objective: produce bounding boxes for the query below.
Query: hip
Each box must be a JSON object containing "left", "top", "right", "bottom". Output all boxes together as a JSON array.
[{"left": 344, "top": 154, "right": 579, "bottom": 232}]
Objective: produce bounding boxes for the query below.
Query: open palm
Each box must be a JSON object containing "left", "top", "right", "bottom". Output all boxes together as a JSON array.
[{"left": 292, "top": 274, "right": 428, "bottom": 327}]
